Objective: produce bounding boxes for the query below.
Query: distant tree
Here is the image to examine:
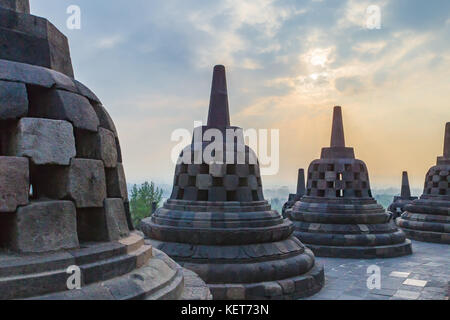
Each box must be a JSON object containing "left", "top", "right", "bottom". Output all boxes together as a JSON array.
[{"left": 130, "top": 182, "right": 164, "bottom": 226}]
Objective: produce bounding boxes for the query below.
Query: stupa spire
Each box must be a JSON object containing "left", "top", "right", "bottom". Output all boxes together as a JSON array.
[
  {"left": 444, "top": 122, "right": 450, "bottom": 159},
  {"left": 296, "top": 169, "right": 306, "bottom": 197},
  {"left": 207, "top": 65, "right": 230, "bottom": 128},
  {"left": 330, "top": 106, "right": 346, "bottom": 148},
  {"left": 0, "top": 0, "right": 29, "bottom": 13},
  {"left": 400, "top": 171, "right": 411, "bottom": 198}
]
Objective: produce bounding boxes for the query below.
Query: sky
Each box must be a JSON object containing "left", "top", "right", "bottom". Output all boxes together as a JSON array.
[{"left": 30, "top": 0, "right": 450, "bottom": 192}]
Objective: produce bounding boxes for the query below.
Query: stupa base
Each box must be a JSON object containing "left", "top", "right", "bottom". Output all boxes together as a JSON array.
[
  {"left": 146, "top": 238, "right": 324, "bottom": 300},
  {"left": 298, "top": 239, "right": 412, "bottom": 259},
  {"left": 0, "top": 232, "right": 211, "bottom": 300},
  {"left": 207, "top": 264, "right": 324, "bottom": 300},
  {"left": 398, "top": 227, "right": 450, "bottom": 244}
]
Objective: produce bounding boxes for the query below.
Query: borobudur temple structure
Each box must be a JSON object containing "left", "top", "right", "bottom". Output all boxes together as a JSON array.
[
  {"left": 0, "top": 1, "right": 210, "bottom": 300},
  {"left": 141, "top": 65, "right": 324, "bottom": 300},
  {"left": 282, "top": 169, "right": 306, "bottom": 218},
  {"left": 288, "top": 106, "right": 412, "bottom": 258},
  {"left": 397, "top": 123, "right": 450, "bottom": 244},
  {"left": 388, "top": 171, "right": 418, "bottom": 220}
]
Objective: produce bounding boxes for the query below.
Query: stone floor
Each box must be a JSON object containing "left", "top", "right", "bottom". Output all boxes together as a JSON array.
[{"left": 304, "top": 240, "right": 449, "bottom": 300}]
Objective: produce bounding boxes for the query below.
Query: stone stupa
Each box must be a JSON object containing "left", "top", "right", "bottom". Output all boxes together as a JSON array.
[
  {"left": 397, "top": 123, "right": 450, "bottom": 244},
  {"left": 141, "top": 65, "right": 324, "bottom": 300},
  {"left": 388, "top": 172, "right": 418, "bottom": 220},
  {"left": 282, "top": 169, "right": 306, "bottom": 218},
  {"left": 0, "top": 0, "right": 210, "bottom": 300},
  {"left": 288, "top": 107, "right": 412, "bottom": 258}
]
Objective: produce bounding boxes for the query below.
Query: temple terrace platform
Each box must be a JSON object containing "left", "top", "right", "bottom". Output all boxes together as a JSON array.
[{"left": 303, "top": 240, "right": 449, "bottom": 300}]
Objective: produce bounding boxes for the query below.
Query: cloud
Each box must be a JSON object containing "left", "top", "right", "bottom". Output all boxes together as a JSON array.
[{"left": 96, "top": 35, "right": 124, "bottom": 49}]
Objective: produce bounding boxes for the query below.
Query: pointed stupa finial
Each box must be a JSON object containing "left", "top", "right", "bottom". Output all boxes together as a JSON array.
[
  {"left": 0, "top": 0, "right": 30, "bottom": 13},
  {"left": 296, "top": 169, "right": 306, "bottom": 197},
  {"left": 401, "top": 171, "right": 411, "bottom": 198},
  {"left": 207, "top": 65, "right": 230, "bottom": 128},
  {"left": 330, "top": 106, "right": 346, "bottom": 148},
  {"left": 444, "top": 122, "right": 450, "bottom": 159}
]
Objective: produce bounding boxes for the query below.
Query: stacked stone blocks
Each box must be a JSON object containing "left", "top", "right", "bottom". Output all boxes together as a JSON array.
[{"left": 0, "top": 60, "right": 130, "bottom": 253}]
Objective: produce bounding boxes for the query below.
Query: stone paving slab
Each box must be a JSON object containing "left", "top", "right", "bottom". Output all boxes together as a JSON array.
[{"left": 303, "top": 240, "right": 449, "bottom": 300}]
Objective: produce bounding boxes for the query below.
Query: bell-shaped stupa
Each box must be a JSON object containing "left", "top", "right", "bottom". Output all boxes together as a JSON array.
[
  {"left": 388, "top": 172, "right": 418, "bottom": 220},
  {"left": 141, "top": 65, "right": 324, "bottom": 300},
  {"left": 0, "top": 1, "right": 210, "bottom": 300},
  {"left": 282, "top": 169, "right": 306, "bottom": 217},
  {"left": 397, "top": 123, "right": 450, "bottom": 244},
  {"left": 288, "top": 107, "right": 412, "bottom": 258}
]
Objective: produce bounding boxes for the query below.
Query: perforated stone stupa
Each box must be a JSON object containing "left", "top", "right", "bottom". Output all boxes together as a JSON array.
[
  {"left": 388, "top": 172, "right": 418, "bottom": 220},
  {"left": 141, "top": 65, "right": 324, "bottom": 300},
  {"left": 282, "top": 169, "right": 306, "bottom": 218},
  {"left": 0, "top": 1, "right": 210, "bottom": 300},
  {"left": 397, "top": 123, "right": 450, "bottom": 244},
  {"left": 288, "top": 107, "right": 412, "bottom": 258}
]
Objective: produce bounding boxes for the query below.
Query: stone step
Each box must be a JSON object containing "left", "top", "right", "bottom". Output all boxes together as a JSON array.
[
  {"left": 0, "top": 233, "right": 153, "bottom": 299},
  {"left": 0, "top": 233, "right": 143, "bottom": 278}
]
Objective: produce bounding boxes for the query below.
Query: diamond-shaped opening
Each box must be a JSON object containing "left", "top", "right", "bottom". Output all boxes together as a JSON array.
[
  {"left": 213, "top": 177, "right": 223, "bottom": 187},
  {"left": 188, "top": 176, "right": 196, "bottom": 187},
  {"left": 239, "top": 177, "right": 248, "bottom": 187},
  {"left": 180, "top": 164, "right": 188, "bottom": 174},
  {"left": 227, "top": 164, "right": 236, "bottom": 174},
  {"left": 197, "top": 190, "right": 208, "bottom": 201},
  {"left": 199, "top": 164, "right": 209, "bottom": 174},
  {"left": 227, "top": 191, "right": 237, "bottom": 201}
]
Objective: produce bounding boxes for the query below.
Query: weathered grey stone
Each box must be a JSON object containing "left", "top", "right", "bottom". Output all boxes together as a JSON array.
[
  {"left": 12, "top": 118, "right": 76, "bottom": 165},
  {"left": 77, "top": 200, "right": 129, "bottom": 242},
  {"left": 106, "top": 164, "right": 128, "bottom": 200},
  {"left": 104, "top": 199, "right": 130, "bottom": 240},
  {"left": 0, "top": 0, "right": 30, "bottom": 13},
  {"left": 196, "top": 174, "right": 212, "bottom": 190},
  {"left": 92, "top": 104, "right": 118, "bottom": 137},
  {"left": 75, "top": 128, "right": 118, "bottom": 168},
  {"left": 0, "top": 156, "right": 28, "bottom": 212},
  {"left": 29, "top": 89, "right": 99, "bottom": 132},
  {"left": 0, "top": 6, "right": 74, "bottom": 77},
  {"left": 35, "top": 159, "right": 106, "bottom": 208},
  {"left": 0, "top": 80, "right": 28, "bottom": 120},
  {"left": 10, "top": 201, "right": 79, "bottom": 253}
]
